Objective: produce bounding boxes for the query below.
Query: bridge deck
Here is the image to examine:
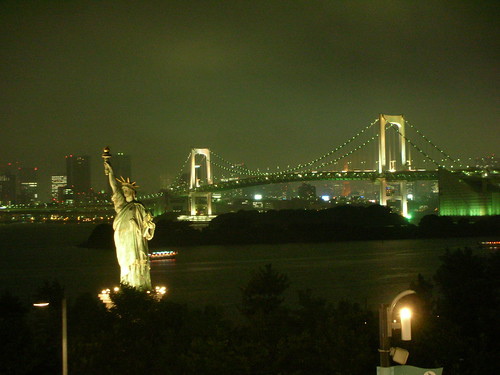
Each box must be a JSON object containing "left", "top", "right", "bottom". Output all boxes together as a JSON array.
[{"left": 189, "top": 170, "right": 440, "bottom": 192}]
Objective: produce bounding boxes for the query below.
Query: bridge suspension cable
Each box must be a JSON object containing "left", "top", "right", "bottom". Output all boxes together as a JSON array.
[
  {"left": 210, "top": 151, "right": 263, "bottom": 176},
  {"left": 176, "top": 116, "right": 463, "bottom": 189},
  {"left": 209, "top": 158, "right": 261, "bottom": 177},
  {"left": 301, "top": 134, "right": 379, "bottom": 171},
  {"left": 406, "top": 121, "right": 456, "bottom": 165},
  {"left": 172, "top": 153, "right": 192, "bottom": 186},
  {"left": 272, "top": 118, "right": 379, "bottom": 175},
  {"left": 389, "top": 125, "right": 445, "bottom": 169},
  {"left": 209, "top": 118, "right": 380, "bottom": 177}
]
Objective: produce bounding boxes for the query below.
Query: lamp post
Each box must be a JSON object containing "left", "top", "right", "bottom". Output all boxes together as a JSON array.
[
  {"left": 33, "top": 297, "right": 68, "bottom": 375},
  {"left": 378, "top": 290, "right": 416, "bottom": 371}
]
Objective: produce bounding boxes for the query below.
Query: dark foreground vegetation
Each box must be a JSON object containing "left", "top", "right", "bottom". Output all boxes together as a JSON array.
[
  {"left": 1, "top": 248, "right": 498, "bottom": 375},
  {"left": 81, "top": 205, "right": 499, "bottom": 248}
]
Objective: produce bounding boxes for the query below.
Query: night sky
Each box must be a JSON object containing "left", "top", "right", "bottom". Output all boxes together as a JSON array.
[{"left": 1, "top": 1, "right": 498, "bottom": 197}]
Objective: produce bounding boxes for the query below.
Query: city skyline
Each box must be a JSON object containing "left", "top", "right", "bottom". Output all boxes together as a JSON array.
[
  {"left": 1, "top": 150, "right": 496, "bottom": 203},
  {"left": 1, "top": 1, "right": 498, "bottom": 195}
]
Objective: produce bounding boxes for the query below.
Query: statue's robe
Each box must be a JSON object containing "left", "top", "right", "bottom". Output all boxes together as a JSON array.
[{"left": 112, "top": 191, "right": 155, "bottom": 290}]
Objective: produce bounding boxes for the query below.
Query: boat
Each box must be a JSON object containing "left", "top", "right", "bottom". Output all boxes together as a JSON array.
[
  {"left": 149, "top": 250, "right": 178, "bottom": 260},
  {"left": 479, "top": 241, "right": 500, "bottom": 250}
]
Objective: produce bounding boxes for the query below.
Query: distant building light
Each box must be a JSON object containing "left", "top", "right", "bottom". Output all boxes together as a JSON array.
[
  {"left": 407, "top": 193, "right": 414, "bottom": 200},
  {"left": 321, "top": 195, "right": 330, "bottom": 202},
  {"left": 254, "top": 194, "right": 262, "bottom": 200}
]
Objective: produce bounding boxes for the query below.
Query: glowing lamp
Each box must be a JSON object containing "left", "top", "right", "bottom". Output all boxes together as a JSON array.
[{"left": 400, "top": 307, "right": 412, "bottom": 341}]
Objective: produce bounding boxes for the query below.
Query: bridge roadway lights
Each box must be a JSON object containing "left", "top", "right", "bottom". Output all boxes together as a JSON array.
[
  {"left": 177, "top": 215, "right": 217, "bottom": 224},
  {"left": 189, "top": 171, "right": 439, "bottom": 194}
]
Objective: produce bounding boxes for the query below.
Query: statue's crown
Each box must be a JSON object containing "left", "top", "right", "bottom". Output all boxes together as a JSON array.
[{"left": 116, "top": 176, "right": 139, "bottom": 191}]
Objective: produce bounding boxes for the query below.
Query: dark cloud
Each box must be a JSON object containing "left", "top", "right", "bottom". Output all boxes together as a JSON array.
[{"left": 1, "top": 0, "right": 498, "bottom": 197}]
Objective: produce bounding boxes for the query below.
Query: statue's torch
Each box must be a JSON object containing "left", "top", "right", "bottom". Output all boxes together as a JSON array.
[{"left": 102, "top": 146, "right": 112, "bottom": 175}]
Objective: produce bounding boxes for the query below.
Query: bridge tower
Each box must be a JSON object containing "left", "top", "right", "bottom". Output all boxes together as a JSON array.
[
  {"left": 188, "top": 148, "right": 213, "bottom": 216},
  {"left": 378, "top": 114, "right": 409, "bottom": 217}
]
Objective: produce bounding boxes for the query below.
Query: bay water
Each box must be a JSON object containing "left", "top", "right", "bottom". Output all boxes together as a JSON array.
[{"left": 0, "top": 223, "right": 489, "bottom": 313}]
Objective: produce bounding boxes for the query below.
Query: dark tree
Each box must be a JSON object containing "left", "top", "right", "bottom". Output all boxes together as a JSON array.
[
  {"left": 408, "top": 249, "right": 500, "bottom": 374},
  {"left": 240, "top": 264, "right": 290, "bottom": 317},
  {"left": 0, "top": 291, "right": 34, "bottom": 374}
]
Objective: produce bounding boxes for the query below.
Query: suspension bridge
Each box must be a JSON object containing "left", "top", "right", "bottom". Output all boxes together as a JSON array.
[{"left": 142, "top": 114, "right": 498, "bottom": 218}]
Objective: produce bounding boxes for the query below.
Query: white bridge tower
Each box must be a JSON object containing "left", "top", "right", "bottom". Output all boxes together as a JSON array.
[
  {"left": 188, "top": 148, "right": 213, "bottom": 216},
  {"left": 378, "top": 114, "right": 409, "bottom": 217}
]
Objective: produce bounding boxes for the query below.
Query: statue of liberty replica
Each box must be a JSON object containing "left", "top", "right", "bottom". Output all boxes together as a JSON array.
[{"left": 103, "top": 147, "right": 155, "bottom": 291}]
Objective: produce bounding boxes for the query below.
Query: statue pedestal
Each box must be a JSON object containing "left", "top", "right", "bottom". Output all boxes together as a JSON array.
[{"left": 98, "top": 285, "right": 167, "bottom": 309}]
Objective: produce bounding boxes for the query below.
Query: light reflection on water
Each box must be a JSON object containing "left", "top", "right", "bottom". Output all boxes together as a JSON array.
[{"left": 0, "top": 224, "right": 489, "bottom": 312}]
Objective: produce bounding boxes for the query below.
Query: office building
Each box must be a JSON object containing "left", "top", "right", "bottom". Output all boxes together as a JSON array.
[
  {"left": 51, "top": 175, "right": 68, "bottom": 201},
  {"left": 18, "top": 167, "right": 39, "bottom": 204},
  {"left": 66, "top": 155, "right": 91, "bottom": 193},
  {"left": 0, "top": 163, "right": 39, "bottom": 205}
]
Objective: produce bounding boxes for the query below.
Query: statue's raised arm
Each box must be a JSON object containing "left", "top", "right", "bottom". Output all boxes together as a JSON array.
[
  {"left": 102, "top": 147, "right": 119, "bottom": 194},
  {"left": 104, "top": 161, "right": 120, "bottom": 194}
]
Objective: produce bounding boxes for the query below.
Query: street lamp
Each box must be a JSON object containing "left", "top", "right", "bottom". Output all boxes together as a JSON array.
[
  {"left": 378, "top": 290, "right": 416, "bottom": 371},
  {"left": 33, "top": 297, "right": 67, "bottom": 375}
]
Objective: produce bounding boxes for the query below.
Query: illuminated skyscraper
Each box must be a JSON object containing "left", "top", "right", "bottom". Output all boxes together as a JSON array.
[
  {"left": 0, "top": 163, "right": 19, "bottom": 204},
  {"left": 18, "top": 167, "right": 39, "bottom": 204},
  {"left": 66, "top": 155, "right": 91, "bottom": 193},
  {"left": 0, "top": 171, "right": 16, "bottom": 205},
  {"left": 51, "top": 175, "right": 67, "bottom": 201},
  {"left": 0, "top": 163, "right": 39, "bottom": 204}
]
